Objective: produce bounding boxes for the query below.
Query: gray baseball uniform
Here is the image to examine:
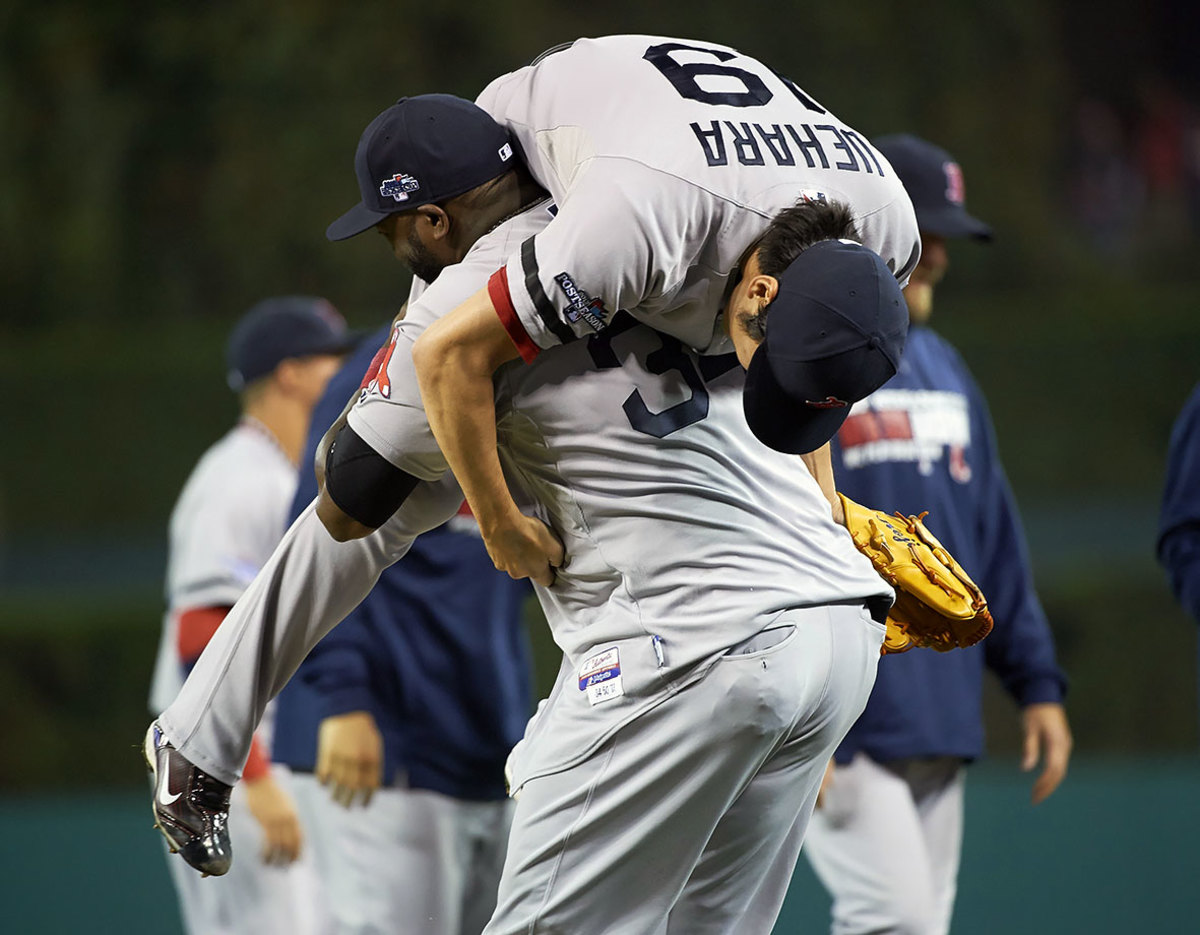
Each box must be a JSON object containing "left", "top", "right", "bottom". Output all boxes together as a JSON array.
[
  {"left": 157, "top": 35, "right": 919, "bottom": 930},
  {"left": 150, "top": 419, "right": 327, "bottom": 935}
]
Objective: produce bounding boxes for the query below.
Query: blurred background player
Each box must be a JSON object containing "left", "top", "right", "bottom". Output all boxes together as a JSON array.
[
  {"left": 1158, "top": 382, "right": 1200, "bottom": 720},
  {"left": 271, "top": 322, "right": 533, "bottom": 935},
  {"left": 148, "top": 296, "right": 357, "bottom": 934},
  {"left": 801, "top": 134, "right": 1074, "bottom": 935}
]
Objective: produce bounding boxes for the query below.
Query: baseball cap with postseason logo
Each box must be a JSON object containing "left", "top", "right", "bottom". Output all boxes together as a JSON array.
[
  {"left": 325, "top": 94, "right": 517, "bottom": 241},
  {"left": 742, "top": 239, "right": 909, "bottom": 455},
  {"left": 874, "top": 133, "right": 993, "bottom": 241},
  {"left": 225, "top": 296, "right": 361, "bottom": 391}
]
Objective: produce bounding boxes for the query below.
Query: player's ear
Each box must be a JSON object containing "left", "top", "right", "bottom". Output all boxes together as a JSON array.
[
  {"left": 415, "top": 204, "right": 451, "bottom": 241},
  {"left": 746, "top": 274, "right": 779, "bottom": 306}
]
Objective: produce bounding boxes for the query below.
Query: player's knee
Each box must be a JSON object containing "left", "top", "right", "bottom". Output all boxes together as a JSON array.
[{"left": 321, "top": 424, "right": 421, "bottom": 538}]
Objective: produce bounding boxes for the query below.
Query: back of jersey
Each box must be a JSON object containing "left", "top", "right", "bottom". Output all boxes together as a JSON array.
[{"left": 478, "top": 35, "right": 919, "bottom": 353}]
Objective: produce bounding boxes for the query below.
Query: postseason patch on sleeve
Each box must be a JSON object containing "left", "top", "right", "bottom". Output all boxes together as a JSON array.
[{"left": 578, "top": 647, "right": 624, "bottom": 706}]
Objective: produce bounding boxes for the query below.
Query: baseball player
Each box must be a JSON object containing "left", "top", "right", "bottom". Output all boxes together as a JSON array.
[
  {"left": 271, "top": 324, "right": 533, "bottom": 935},
  {"left": 148, "top": 296, "right": 356, "bottom": 934},
  {"left": 801, "top": 135, "right": 1072, "bottom": 935},
  {"left": 147, "top": 37, "right": 921, "bottom": 930},
  {"left": 1159, "top": 382, "right": 1200, "bottom": 628},
  {"left": 1158, "top": 381, "right": 1200, "bottom": 725}
]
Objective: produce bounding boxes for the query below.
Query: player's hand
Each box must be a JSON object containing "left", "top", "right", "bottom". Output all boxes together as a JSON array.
[
  {"left": 815, "top": 759, "right": 836, "bottom": 809},
  {"left": 1021, "top": 702, "right": 1072, "bottom": 805},
  {"left": 317, "top": 710, "right": 384, "bottom": 808},
  {"left": 243, "top": 774, "right": 303, "bottom": 866},
  {"left": 482, "top": 512, "right": 565, "bottom": 586}
]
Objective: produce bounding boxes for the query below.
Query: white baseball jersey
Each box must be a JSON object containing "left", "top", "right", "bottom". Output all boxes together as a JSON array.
[
  {"left": 149, "top": 419, "right": 297, "bottom": 727},
  {"left": 476, "top": 34, "right": 920, "bottom": 358}
]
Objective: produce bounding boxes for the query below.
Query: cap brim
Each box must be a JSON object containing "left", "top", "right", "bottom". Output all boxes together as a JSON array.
[
  {"left": 917, "top": 205, "right": 993, "bottom": 242},
  {"left": 743, "top": 349, "right": 855, "bottom": 455},
  {"left": 326, "top": 202, "right": 394, "bottom": 242}
]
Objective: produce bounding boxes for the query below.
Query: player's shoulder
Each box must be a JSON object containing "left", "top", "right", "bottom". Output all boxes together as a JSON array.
[
  {"left": 911, "top": 326, "right": 971, "bottom": 370},
  {"left": 177, "top": 424, "right": 294, "bottom": 514},
  {"left": 1179, "top": 381, "right": 1200, "bottom": 421}
]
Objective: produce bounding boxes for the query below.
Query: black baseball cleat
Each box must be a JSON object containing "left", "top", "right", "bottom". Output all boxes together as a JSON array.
[{"left": 143, "top": 722, "right": 233, "bottom": 877}]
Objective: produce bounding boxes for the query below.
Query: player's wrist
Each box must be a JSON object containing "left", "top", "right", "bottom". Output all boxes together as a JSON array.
[{"left": 471, "top": 495, "right": 526, "bottom": 538}]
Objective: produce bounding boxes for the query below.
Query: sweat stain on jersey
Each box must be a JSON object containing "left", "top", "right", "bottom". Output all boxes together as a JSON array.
[{"left": 578, "top": 647, "right": 624, "bottom": 706}]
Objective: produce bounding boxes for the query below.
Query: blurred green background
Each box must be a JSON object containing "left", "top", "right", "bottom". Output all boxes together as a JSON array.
[{"left": 2, "top": 0, "right": 1199, "bottom": 931}]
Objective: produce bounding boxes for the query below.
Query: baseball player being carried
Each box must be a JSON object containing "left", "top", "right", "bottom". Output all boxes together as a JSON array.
[{"left": 147, "top": 35, "right": 923, "bottom": 933}]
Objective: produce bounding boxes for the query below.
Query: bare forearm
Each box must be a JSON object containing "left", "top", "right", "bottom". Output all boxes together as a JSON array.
[
  {"left": 417, "top": 352, "right": 512, "bottom": 528},
  {"left": 800, "top": 443, "right": 843, "bottom": 523},
  {"left": 411, "top": 289, "right": 521, "bottom": 534}
]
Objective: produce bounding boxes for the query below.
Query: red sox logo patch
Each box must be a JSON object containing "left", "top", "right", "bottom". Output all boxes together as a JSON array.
[
  {"left": 359, "top": 323, "right": 402, "bottom": 400},
  {"left": 943, "top": 161, "right": 965, "bottom": 206},
  {"left": 805, "top": 396, "right": 848, "bottom": 409}
]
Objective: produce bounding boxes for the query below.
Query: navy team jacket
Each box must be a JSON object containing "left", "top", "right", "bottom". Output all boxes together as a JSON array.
[
  {"left": 1158, "top": 382, "right": 1200, "bottom": 625},
  {"left": 272, "top": 326, "right": 533, "bottom": 800},
  {"left": 831, "top": 325, "right": 1067, "bottom": 764}
]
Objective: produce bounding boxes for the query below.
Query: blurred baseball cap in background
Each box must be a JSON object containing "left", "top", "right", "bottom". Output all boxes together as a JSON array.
[
  {"left": 875, "top": 133, "right": 993, "bottom": 241},
  {"left": 326, "top": 94, "right": 516, "bottom": 241},
  {"left": 743, "top": 239, "right": 909, "bottom": 455},
  {"left": 226, "top": 296, "right": 360, "bottom": 391}
]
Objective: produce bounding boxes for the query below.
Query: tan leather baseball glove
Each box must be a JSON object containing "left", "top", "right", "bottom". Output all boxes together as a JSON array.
[{"left": 839, "top": 493, "right": 994, "bottom": 654}]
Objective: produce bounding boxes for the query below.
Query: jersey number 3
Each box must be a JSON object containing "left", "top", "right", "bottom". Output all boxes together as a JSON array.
[{"left": 586, "top": 314, "right": 738, "bottom": 438}]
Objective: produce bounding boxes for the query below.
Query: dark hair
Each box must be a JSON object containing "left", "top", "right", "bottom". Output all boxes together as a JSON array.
[{"left": 741, "top": 198, "right": 860, "bottom": 341}]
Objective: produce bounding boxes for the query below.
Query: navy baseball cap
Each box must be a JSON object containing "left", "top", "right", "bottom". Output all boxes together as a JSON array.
[
  {"left": 326, "top": 94, "right": 517, "bottom": 241},
  {"left": 875, "top": 134, "right": 992, "bottom": 241},
  {"left": 226, "top": 296, "right": 360, "bottom": 391},
  {"left": 743, "top": 240, "right": 908, "bottom": 454}
]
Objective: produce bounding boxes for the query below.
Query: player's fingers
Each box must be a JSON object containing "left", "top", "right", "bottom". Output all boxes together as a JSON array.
[
  {"left": 316, "top": 750, "right": 334, "bottom": 786},
  {"left": 349, "top": 758, "right": 373, "bottom": 807},
  {"left": 263, "top": 824, "right": 288, "bottom": 865},
  {"left": 1032, "top": 738, "right": 1071, "bottom": 805},
  {"left": 1020, "top": 724, "right": 1040, "bottom": 772},
  {"left": 529, "top": 563, "right": 556, "bottom": 587},
  {"left": 278, "top": 820, "right": 302, "bottom": 864},
  {"left": 359, "top": 762, "right": 381, "bottom": 807},
  {"left": 543, "top": 533, "right": 565, "bottom": 569}
]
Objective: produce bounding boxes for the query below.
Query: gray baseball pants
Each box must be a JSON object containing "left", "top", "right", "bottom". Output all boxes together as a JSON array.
[{"left": 485, "top": 604, "right": 885, "bottom": 935}]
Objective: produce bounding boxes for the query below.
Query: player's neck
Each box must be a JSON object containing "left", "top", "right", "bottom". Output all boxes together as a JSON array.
[
  {"left": 472, "top": 167, "right": 549, "bottom": 241},
  {"left": 240, "top": 397, "right": 306, "bottom": 467}
]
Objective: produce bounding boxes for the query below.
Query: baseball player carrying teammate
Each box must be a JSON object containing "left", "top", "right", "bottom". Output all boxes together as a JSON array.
[
  {"left": 272, "top": 324, "right": 533, "bottom": 935},
  {"left": 801, "top": 134, "right": 1072, "bottom": 935},
  {"left": 148, "top": 296, "right": 356, "bottom": 934},
  {"left": 146, "top": 35, "right": 921, "bottom": 932}
]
